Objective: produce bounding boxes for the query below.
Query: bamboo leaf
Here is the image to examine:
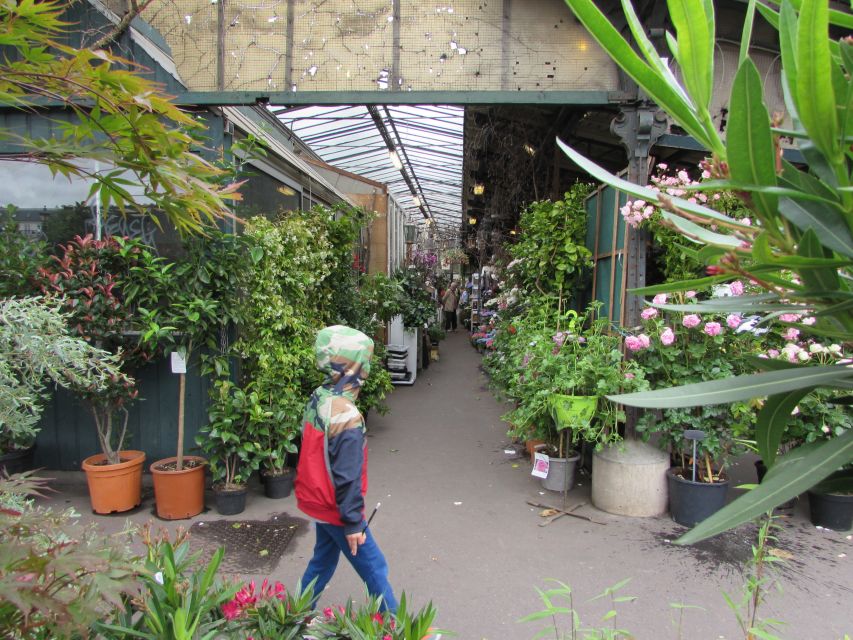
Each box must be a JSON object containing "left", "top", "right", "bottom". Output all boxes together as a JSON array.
[
  {"left": 677, "top": 429, "right": 853, "bottom": 544},
  {"left": 607, "top": 366, "right": 853, "bottom": 408},
  {"left": 778, "top": 196, "right": 853, "bottom": 257},
  {"left": 796, "top": 0, "right": 839, "bottom": 161},
  {"left": 726, "top": 58, "right": 778, "bottom": 220},
  {"left": 755, "top": 388, "right": 813, "bottom": 466}
]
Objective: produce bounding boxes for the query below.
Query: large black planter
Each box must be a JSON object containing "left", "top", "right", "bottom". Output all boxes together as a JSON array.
[
  {"left": 0, "top": 445, "right": 36, "bottom": 476},
  {"left": 213, "top": 485, "right": 248, "bottom": 515},
  {"left": 808, "top": 491, "right": 853, "bottom": 531},
  {"left": 755, "top": 460, "right": 796, "bottom": 510},
  {"left": 667, "top": 467, "right": 729, "bottom": 527},
  {"left": 262, "top": 470, "right": 294, "bottom": 499}
]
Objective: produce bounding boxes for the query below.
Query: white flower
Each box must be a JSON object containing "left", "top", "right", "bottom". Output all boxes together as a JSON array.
[
  {"left": 797, "top": 350, "right": 811, "bottom": 362},
  {"left": 809, "top": 343, "right": 825, "bottom": 354},
  {"left": 828, "top": 344, "right": 843, "bottom": 355},
  {"left": 821, "top": 425, "right": 831, "bottom": 434},
  {"left": 154, "top": 571, "right": 164, "bottom": 585}
]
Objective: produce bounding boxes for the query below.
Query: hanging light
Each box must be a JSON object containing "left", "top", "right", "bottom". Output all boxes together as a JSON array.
[
  {"left": 472, "top": 183, "right": 485, "bottom": 195},
  {"left": 523, "top": 143, "right": 536, "bottom": 156},
  {"left": 468, "top": 216, "right": 477, "bottom": 225},
  {"left": 509, "top": 228, "right": 517, "bottom": 235},
  {"left": 389, "top": 149, "right": 403, "bottom": 169}
]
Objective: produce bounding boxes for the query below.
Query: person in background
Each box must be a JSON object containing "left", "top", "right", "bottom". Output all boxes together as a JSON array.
[
  {"left": 441, "top": 281, "right": 460, "bottom": 332},
  {"left": 295, "top": 325, "right": 398, "bottom": 612}
]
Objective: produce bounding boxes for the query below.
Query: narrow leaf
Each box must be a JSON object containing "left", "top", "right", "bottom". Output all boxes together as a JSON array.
[
  {"left": 668, "top": 0, "right": 714, "bottom": 111},
  {"left": 727, "top": 58, "right": 778, "bottom": 220},
  {"left": 660, "top": 211, "right": 744, "bottom": 248},
  {"left": 778, "top": 196, "right": 853, "bottom": 257},
  {"left": 797, "top": 229, "right": 840, "bottom": 292},
  {"left": 755, "top": 388, "right": 813, "bottom": 466},
  {"left": 562, "top": 0, "right": 720, "bottom": 153},
  {"left": 796, "top": 0, "right": 839, "bottom": 161},
  {"left": 739, "top": 0, "right": 757, "bottom": 64},
  {"left": 607, "top": 366, "right": 853, "bottom": 408},
  {"left": 677, "top": 429, "right": 853, "bottom": 544},
  {"left": 557, "top": 138, "right": 735, "bottom": 222}
]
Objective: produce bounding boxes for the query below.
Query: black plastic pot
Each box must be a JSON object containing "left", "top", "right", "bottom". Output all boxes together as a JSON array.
[
  {"left": 263, "top": 470, "right": 294, "bottom": 499},
  {"left": 755, "top": 460, "right": 796, "bottom": 510},
  {"left": 213, "top": 485, "right": 248, "bottom": 515},
  {"left": 667, "top": 467, "right": 729, "bottom": 527},
  {"left": 808, "top": 491, "right": 853, "bottom": 531},
  {"left": 0, "top": 445, "right": 36, "bottom": 476}
]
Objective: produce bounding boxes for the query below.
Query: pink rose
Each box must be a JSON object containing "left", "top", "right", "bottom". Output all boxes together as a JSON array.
[
  {"left": 783, "top": 327, "right": 800, "bottom": 341},
  {"left": 625, "top": 336, "right": 646, "bottom": 351},
  {"left": 779, "top": 313, "right": 802, "bottom": 323},
  {"left": 682, "top": 314, "right": 701, "bottom": 329},
  {"left": 660, "top": 327, "right": 675, "bottom": 345},
  {"left": 685, "top": 290, "right": 697, "bottom": 298},
  {"left": 726, "top": 314, "right": 742, "bottom": 329},
  {"left": 653, "top": 293, "right": 668, "bottom": 305},
  {"left": 728, "top": 280, "right": 744, "bottom": 296},
  {"left": 641, "top": 307, "right": 658, "bottom": 320},
  {"left": 624, "top": 372, "right": 635, "bottom": 379},
  {"left": 638, "top": 333, "right": 651, "bottom": 348},
  {"left": 802, "top": 316, "right": 817, "bottom": 325},
  {"left": 703, "top": 322, "right": 722, "bottom": 337}
]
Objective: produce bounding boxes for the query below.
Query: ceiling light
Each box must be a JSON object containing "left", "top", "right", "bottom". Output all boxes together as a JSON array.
[
  {"left": 472, "top": 183, "right": 485, "bottom": 195},
  {"left": 388, "top": 149, "right": 403, "bottom": 170},
  {"left": 523, "top": 143, "right": 536, "bottom": 156},
  {"left": 509, "top": 228, "right": 517, "bottom": 235},
  {"left": 468, "top": 216, "right": 477, "bottom": 225}
]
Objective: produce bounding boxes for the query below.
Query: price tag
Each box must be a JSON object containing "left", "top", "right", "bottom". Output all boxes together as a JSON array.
[
  {"left": 531, "top": 452, "right": 550, "bottom": 479},
  {"left": 170, "top": 351, "right": 187, "bottom": 374}
]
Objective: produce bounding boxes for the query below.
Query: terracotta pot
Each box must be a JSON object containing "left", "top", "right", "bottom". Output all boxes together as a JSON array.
[
  {"left": 151, "top": 456, "right": 207, "bottom": 520},
  {"left": 525, "top": 439, "right": 546, "bottom": 457},
  {"left": 81, "top": 450, "right": 145, "bottom": 514}
]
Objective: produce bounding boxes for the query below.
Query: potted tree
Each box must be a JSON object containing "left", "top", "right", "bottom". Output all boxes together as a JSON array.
[
  {"left": 38, "top": 235, "right": 167, "bottom": 513},
  {"left": 0, "top": 297, "right": 125, "bottom": 475},
  {"left": 197, "top": 379, "right": 262, "bottom": 515},
  {"left": 147, "top": 232, "right": 248, "bottom": 519}
]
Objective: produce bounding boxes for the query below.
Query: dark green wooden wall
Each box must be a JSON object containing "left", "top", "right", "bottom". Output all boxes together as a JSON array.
[
  {"left": 585, "top": 184, "right": 628, "bottom": 324},
  {"left": 34, "top": 356, "right": 211, "bottom": 470}
]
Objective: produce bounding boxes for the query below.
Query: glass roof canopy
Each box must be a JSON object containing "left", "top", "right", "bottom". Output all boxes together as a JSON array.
[{"left": 272, "top": 105, "right": 463, "bottom": 234}]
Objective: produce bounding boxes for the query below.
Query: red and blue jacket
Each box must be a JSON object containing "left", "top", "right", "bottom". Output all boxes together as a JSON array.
[{"left": 295, "top": 326, "right": 373, "bottom": 535}]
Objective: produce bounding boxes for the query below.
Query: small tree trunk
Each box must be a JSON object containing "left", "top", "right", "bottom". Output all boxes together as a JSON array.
[{"left": 176, "top": 372, "right": 186, "bottom": 471}]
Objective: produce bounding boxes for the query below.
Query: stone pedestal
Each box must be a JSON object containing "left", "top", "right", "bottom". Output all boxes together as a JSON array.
[{"left": 592, "top": 439, "right": 669, "bottom": 517}]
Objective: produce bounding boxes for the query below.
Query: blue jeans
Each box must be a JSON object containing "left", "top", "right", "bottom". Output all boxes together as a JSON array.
[{"left": 301, "top": 522, "right": 398, "bottom": 613}]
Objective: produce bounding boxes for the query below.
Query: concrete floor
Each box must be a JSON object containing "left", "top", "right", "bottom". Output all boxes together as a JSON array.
[{"left": 36, "top": 330, "right": 852, "bottom": 639}]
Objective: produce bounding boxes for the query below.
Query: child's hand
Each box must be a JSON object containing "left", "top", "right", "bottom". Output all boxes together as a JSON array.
[{"left": 346, "top": 532, "right": 367, "bottom": 556}]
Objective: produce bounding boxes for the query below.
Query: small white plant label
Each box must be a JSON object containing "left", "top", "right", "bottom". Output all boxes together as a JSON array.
[
  {"left": 531, "top": 452, "right": 550, "bottom": 479},
  {"left": 170, "top": 352, "right": 187, "bottom": 374}
]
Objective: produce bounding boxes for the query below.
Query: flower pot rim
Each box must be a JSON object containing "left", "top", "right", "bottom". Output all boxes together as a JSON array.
[
  {"left": 82, "top": 450, "right": 145, "bottom": 471},
  {"left": 667, "top": 466, "right": 729, "bottom": 485},
  {"left": 150, "top": 456, "right": 208, "bottom": 475},
  {"left": 261, "top": 467, "right": 293, "bottom": 478},
  {"left": 213, "top": 482, "right": 248, "bottom": 493}
]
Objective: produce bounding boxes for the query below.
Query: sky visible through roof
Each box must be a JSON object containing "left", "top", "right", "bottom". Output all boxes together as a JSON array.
[{"left": 274, "top": 105, "right": 463, "bottom": 235}]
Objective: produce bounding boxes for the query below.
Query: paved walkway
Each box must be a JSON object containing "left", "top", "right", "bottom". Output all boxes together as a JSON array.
[{"left": 37, "top": 330, "right": 852, "bottom": 639}]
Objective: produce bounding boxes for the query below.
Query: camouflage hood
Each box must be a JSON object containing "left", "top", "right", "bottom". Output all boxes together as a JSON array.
[{"left": 314, "top": 325, "right": 373, "bottom": 401}]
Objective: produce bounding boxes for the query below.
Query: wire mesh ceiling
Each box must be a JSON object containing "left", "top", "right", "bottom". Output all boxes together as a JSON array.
[{"left": 272, "top": 105, "right": 463, "bottom": 235}]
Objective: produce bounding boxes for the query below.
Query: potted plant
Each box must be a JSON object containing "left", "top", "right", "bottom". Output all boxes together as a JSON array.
[
  {"left": 197, "top": 379, "right": 262, "bottom": 515},
  {"left": 37, "top": 235, "right": 168, "bottom": 513},
  {"left": 147, "top": 232, "right": 248, "bottom": 518},
  {"left": 627, "top": 295, "right": 759, "bottom": 526},
  {"left": 0, "top": 297, "right": 125, "bottom": 475},
  {"left": 807, "top": 467, "right": 853, "bottom": 532}
]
